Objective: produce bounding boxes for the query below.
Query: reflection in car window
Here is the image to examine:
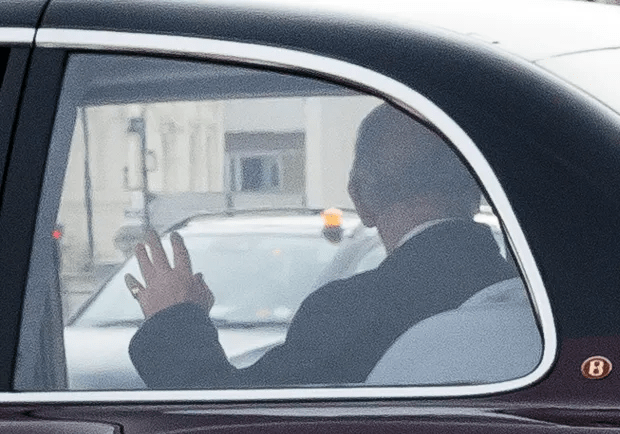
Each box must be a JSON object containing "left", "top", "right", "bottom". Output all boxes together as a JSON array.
[
  {"left": 17, "top": 53, "right": 542, "bottom": 392},
  {"left": 76, "top": 232, "right": 342, "bottom": 327}
]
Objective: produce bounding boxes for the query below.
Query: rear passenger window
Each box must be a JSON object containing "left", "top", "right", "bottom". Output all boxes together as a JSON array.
[{"left": 15, "top": 53, "right": 543, "bottom": 393}]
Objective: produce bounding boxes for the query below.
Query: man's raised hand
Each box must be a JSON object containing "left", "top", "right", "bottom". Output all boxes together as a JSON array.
[{"left": 125, "top": 229, "right": 214, "bottom": 319}]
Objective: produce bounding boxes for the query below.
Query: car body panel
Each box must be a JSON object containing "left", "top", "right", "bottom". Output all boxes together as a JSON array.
[
  {"left": 0, "top": 46, "right": 31, "bottom": 208},
  {"left": 4, "top": 401, "right": 620, "bottom": 433},
  {"left": 0, "top": 0, "right": 48, "bottom": 29},
  {"left": 39, "top": 0, "right": 620, "bottom": 60}
]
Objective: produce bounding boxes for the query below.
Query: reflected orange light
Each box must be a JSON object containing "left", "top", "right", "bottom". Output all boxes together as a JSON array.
[{"left": 321, "top": 208, "right": 343, "bottom": 228}]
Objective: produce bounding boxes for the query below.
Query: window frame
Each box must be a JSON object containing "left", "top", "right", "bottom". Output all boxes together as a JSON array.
[
  {"left": 0, "top": 28, "right": 36, "bottom": 391},
  {"left": 0, "top": 45, "right": 30, "bottom": 191},
  {"left": 4, "top": 28, "right": 555, "bottom": 403},
  {"left": 0, "top": 28, "right": 35, "bottom": 193}
]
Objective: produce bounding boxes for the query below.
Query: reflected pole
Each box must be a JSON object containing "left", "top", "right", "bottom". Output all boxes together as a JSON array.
[
  {"left": 128, "top": 111, "right": 151, "bottom": 230},
  {"left": 80, "top": 106, "right": 95, "bottom": 270}
]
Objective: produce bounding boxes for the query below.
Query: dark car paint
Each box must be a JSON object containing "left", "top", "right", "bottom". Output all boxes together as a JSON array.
[
  {"left": 1, "top": 1, "right": 620, "bottom": 432},
  {"left": 0, "top": 0, "right": 48, "bottom": 28},
  {"left": 5, "top": 400, "right": 620, "bottom": 432},
  {"left": 0, "top": 48, "right": 30, "bottom": 200}
]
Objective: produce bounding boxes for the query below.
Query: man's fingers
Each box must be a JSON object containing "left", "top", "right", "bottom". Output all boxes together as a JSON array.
[
  {"left": 146, "top": 228, "right": 171, "bottom": 271},
  {"left": 135, "top": 243, "right": 155, "bottom": 282},
  {"left": 125, "top": 273, "right": 145, "bottom": 299},
  {"left": 171, "top": 231, "right": 192, "bottom": 275},
  {"left": 194, "top": 273, "right": 215, "bottom": 313}
]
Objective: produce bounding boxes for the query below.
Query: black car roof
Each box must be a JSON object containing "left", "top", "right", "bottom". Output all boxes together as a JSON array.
[{"left": 0, "top": 0, "right": 48, "bottom": 28}]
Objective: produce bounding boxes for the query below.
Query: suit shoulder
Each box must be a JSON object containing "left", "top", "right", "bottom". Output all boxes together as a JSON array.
[{"left": 302, "top": 267, "right": 380, "bottom": 309}]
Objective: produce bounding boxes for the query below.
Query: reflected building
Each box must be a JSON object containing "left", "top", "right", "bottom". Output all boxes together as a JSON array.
[{"left": 58, "top": 96, "right": 380, "bottom": 278}]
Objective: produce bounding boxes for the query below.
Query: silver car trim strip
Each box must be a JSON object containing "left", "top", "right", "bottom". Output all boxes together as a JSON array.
[
  {"left": 3, "top": 28, "right": 556, "bottom": 403},
  {"left": 0, "top": 27, "right": 35, "bottom": 45}
]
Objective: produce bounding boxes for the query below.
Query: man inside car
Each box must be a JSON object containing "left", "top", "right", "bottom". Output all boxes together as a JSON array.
[{"left": 125, "top": 103, "right": 517, "bottom": 388}]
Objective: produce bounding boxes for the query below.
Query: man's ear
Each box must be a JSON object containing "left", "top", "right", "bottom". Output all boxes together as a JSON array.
[{"left": 348, "top": 176, "right": 377, "bottom": 228}]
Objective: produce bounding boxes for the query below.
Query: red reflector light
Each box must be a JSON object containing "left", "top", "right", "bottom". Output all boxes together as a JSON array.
[{"left": 52, "top": 230, "right": 62, "bottom": 240}]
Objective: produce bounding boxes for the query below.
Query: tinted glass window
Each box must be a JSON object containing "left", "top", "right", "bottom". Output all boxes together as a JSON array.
[{"left": 16, "top": 53, "right": 543, "bottom": 392}]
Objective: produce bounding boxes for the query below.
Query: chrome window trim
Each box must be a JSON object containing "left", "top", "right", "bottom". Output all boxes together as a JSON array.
[
  {"left": 3, "top": 28, "right": 555, "bottom": 403},
  {"left": 0, "top": 27, "right": 35, "bottom": 45}
]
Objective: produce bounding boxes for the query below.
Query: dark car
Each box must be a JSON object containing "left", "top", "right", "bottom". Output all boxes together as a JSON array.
[{"left": 2, "top": 0, "right": 620, "bottom": 432}]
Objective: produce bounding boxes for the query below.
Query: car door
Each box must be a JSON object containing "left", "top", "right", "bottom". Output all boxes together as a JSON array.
[{"left": 2, "top": 1, "right": 620, "bottom": 433}]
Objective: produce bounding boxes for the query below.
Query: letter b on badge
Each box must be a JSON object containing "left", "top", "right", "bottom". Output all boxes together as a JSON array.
[{"left": 581, "top": 356, "right": 612, "bottom": 379}]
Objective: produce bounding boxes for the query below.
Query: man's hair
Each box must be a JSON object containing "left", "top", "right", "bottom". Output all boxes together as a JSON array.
[{"left": 351, "top": 103, "right": 480, "bottom": 216}]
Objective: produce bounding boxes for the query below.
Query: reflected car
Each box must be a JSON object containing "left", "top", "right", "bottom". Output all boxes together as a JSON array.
[
  {"left": 64, "top": 205, "right": 503, "bottom": 390},
  {"left": 64, "top": 209, "right": 362, "bottom": 389}
]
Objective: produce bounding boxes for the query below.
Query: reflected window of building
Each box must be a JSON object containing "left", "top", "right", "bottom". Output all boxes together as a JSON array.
[{"left": 230, "top": 154, "right": 282, "bottom": 192}]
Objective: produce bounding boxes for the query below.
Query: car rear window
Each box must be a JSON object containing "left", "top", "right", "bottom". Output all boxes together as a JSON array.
[{"left": 16, "top": 52, "right": 543, "bottom": 395}]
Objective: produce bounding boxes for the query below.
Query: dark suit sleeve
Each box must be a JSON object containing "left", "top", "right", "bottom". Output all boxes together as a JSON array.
[
  {"left": 129, "top": 282, "right": 355, "bottom": 389},
  {"left": 129, "top": 222, "right": 514, "bottom": 389},
  {"left": 129, "top": 303, "right": 236, "bottom": 389}
]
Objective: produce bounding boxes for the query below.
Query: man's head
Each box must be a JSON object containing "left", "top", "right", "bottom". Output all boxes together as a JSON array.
[{"left": 348, "top": 103, "right": 480, "bottom": 231}]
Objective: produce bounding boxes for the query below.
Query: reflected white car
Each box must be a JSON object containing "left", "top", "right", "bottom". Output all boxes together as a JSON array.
[
  {"left": 64, "top": 207, "right": 502, "bottom": 390},
  {"left": 64, "top": 209, "right": 362, "bottom": 390}
]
